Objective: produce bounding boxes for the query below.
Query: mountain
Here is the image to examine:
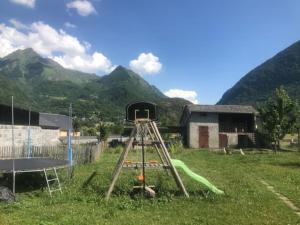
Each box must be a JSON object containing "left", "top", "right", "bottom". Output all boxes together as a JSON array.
[
  {"left": 218, "top": 41, "right": 300, "bottom": 106},
  {"left": 0, "top": 48, "right": 97, "bottom": 84},
  {"left": 0, "top": 49, "right": 190, "bottom": 125}
]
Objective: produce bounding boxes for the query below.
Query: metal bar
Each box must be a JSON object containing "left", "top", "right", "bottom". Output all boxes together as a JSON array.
[
  {"left": 68, "top": 104, "right": 73, "bottom": 178},
  {"left": 44, "top": 169, "right": 52, "bottom": 197},
  {"left": 54, "top": 168, "right": 62, "bottom": 194},
  {"left": 141, "top": 131, "right": 145, "bottom": 196},
  {"left": 12, "top": 169, "right": 15, "bottom": 194},
  {"left": 48, "top": 178, "right": 59, "bottom": 182},
  {"left": 11, "top": 96, "right": 15, "bottom": 194}
]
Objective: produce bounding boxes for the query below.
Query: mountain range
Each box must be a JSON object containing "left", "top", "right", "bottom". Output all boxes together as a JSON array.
[
  {"left": 0, "top": 48, "right": 189, "bottom": 125},
  {"left": 2, "top": 39, "right": 300, "bottom": 125},
  {"left": 218, "top": 41, "right": 300, "bottom": 105}
]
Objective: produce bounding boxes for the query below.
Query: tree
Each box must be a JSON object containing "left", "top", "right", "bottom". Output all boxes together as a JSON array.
[
  {"left": 258, "top": 86, "right": 295, "bottom": 152},
  {"left": 99, "top": 125, "right": 110, "bottom": 142},
  {"left": 73, "top": 116, "right": 81, "bottom": 133},
  {"left": 291, "top": 102, "right": 300, "bottom": 151}
]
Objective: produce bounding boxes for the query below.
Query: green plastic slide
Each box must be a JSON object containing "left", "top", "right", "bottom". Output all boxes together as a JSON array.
[{"left": 171, "top": 159, "right": 224, "bottom": 195}]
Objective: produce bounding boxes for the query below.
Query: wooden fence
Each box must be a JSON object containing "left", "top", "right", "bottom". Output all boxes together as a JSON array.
[{"left": 0, "top": 143, "right": 102, "bottom": 164}]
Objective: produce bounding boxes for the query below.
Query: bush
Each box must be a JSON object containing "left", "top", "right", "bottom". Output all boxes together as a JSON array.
[{"left": 169, "top": 141, "right": 184, "bottom": 154}]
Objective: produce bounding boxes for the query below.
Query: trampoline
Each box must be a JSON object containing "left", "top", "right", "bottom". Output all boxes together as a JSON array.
[
  {"left": 0, "top": 97, "right": 74, "bottom": 196},
  {"left": 0, "top": 158, "right": 69, "bottom": 173},
  {"left": 0, "top": 158, "right": 70, "bottom": 195}
]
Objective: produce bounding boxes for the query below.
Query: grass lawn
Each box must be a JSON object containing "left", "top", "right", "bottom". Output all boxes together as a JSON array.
[
  {"left": 0, "top": 150, "right": 300, "bottom": 225},
  {"left": 280, "top": 134, "right": 299, "bottom": 151}
]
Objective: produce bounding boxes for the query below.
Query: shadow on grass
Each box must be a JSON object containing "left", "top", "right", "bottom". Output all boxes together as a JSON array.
[
  {"left": 82, "top": 171, "right": 98, "bottom": 188},
  {"left": 0, "top": 172, "right": 46, "bottom": 193},
  {"left": 273, "top": 162, "right": 300, "bottom": 168}
]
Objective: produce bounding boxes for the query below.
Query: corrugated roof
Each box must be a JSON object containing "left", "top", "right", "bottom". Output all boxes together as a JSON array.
[
  {"left": 186, "top": 105, "right": 257, "bottom": 114},
  {"left": 39, "top": 113, "right": 71, "bottom": 130}
]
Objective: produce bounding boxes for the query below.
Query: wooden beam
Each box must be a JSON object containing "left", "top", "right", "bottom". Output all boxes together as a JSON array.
[
  {"left": 106, "top": 127, "right": 136, "bottom": 200},
  {"left": 151, "top": 121, "right": 189, "bottom": 198}
]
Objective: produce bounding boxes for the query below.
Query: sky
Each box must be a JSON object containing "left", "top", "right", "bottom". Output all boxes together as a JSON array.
[{"left": 1, "top": 0, "right": 300, "bottom": 104}]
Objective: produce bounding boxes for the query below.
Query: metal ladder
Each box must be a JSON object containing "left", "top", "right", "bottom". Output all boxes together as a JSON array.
[{"left": 44, "top": 168, "right": 62, "bottom": 197}]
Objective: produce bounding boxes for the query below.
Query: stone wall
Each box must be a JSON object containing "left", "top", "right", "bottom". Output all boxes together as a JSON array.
[
  {"left": 0, "top": 125, "right": 60, "bottom": 147},
  {"left": 188, "top": 112, "right": 219, "bottom": 149}
]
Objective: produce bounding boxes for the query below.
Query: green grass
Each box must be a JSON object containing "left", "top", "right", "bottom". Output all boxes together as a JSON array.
[
  {"left": 280, "top": 134, "right": 299, "bottom": 151},
  {"left": 1, "top": 150, "right": 300, "bottom": 225}
]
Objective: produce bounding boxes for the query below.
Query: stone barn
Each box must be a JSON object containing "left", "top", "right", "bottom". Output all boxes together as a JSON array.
[{"left": 180, "top": 105, "right": 257, "bottom": 149}]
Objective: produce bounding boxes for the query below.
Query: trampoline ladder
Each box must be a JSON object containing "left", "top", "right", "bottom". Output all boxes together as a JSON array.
[{"left": 44, "top": 168, "right": 62, "bottom": 197}]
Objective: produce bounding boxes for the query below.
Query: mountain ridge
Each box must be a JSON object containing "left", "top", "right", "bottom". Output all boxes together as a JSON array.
[
  {"left": 218, "top": 40, "right": 300, "bottom": 106},
  {"left": 0, "top": 48, "right": 190, "bottom": 125}
]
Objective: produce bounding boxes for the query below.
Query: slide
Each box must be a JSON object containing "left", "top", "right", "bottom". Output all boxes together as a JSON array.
[{"left": 171, "top": 159, "right": 224, "bottom": 195}]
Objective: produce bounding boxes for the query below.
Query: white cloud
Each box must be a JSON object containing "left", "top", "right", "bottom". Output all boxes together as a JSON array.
[
  {"left": 0, "top": 21, "right": 115, "bottom": 74},
  {"left": 10, "top": 0, "right": 35, "bottom": 8},
  {"left": 66, "top": 0, "right": 97, "bottom": 16},
  {"left": 52, "top": 52, "right": 115, "bottom": 74},
  {"left": 164, "top": 89, "right": 199, "bottom": 104},
  {"left": 64, "top": 22, "right": 77, "bottom": 29},
  {"left": 129, "top": 52, "right": 162, "bottom": 75},
  {"left": 9, "top": 19, "right": 29, "bottom": 30}
]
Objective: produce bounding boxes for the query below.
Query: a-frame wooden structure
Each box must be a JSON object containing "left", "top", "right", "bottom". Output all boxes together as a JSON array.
[{"left": 105, "top": 118, "right": 189, "bottom": 200}]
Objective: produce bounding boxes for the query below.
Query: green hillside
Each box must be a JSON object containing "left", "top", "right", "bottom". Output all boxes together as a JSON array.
[
  {"left": 0, "top": 49, "right": 190, "bottom": 125},
  {"left": 218, "top": 41, "right": 300, "bottom": 106}
]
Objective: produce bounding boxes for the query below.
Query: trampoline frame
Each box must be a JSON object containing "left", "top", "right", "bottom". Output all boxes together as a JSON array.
[
  {"left": 1, "top": 97, "right": 74, "bottom": 195},
  {"left": 0, "top": 158, "right": 71, "bottom": 194}
]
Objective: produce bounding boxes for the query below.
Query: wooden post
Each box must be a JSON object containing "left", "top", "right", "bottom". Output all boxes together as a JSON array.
[
  {"left": 146, "top": 124, "right": 168, "bottom": 166},
  {"left": 106, "top": 127, "right": 136, "bottom": 200},
  {"left": 151, "top": 121, "right": 189, "bottom": 198},
  {"left": 149, "top": 122, "right": 170, "bottom": 165}
]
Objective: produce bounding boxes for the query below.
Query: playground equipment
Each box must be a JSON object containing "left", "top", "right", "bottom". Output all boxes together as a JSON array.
[
  {"left": 105, "top": 101, "right": 224, "bottom": 199},
  {"left": 106, "top": 101, "right": 189, "bottom": 199},
  {"left": 171, "top": 159, "right": 224, "bottom": 195},
  {"left": 0, "top": 97, "right": 72, "bottom": 196}
]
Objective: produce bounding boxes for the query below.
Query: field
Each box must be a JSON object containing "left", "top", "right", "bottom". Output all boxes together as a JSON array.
[{"left": 0, "top": 149, "right": 300, "bottom": 225}]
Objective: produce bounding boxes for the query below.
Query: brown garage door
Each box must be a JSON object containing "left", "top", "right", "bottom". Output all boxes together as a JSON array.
[
  {"left": 199, "top": 126, "right": 209, "bottom": 148},
  {"left": 219, "top": 134, "right": 228, "bottom": 148}
]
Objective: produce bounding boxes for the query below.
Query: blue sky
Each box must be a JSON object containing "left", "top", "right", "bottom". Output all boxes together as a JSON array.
[{"left": 1, "top": 0, "right": 300, "bottom": 104}]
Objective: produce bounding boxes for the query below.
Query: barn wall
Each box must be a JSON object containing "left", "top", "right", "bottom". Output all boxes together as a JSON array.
[
  {"left": 225, "top": 133, "right": 238, "bottom": 146},
  {"left": 188, "top": 112, "right": 219, "bottom": 149},
  {"left": 0, "top": 125, "right": 60, "bottom": 147},
  {"left": 219, "top": 132, "right": 255, "bottom": 148}
]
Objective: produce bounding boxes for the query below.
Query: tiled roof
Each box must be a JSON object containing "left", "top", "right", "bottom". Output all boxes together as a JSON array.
[{"left": 186, "top": 105, "right": 257, "bottom": 114}]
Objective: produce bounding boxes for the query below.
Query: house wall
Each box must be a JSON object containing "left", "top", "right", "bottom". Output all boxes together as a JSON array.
[
  {"left": 224, "top": 133, "right": 238, "bottom": 147},
  {"left": 219, "top": 132, "right": 255, "bottom": 148},
  {"left": 0, "top": 125, "right": 60, "bottom": 146},
  {"left": 188, "top": 112, "right": 219, "bottom": 149}
]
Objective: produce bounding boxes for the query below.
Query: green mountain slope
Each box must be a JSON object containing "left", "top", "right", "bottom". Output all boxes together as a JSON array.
[
  {"left": 0, "top": 48, "right": 97, "bottom": 84},
  {"left": 218, "top": 41, "right": 300, "bottom": 106},
  {"left": 0, "top": 73, "right": 31, "bottom": 106},
  {"left": 0, "top": 49, "right": 190, "bottom": 125}
]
